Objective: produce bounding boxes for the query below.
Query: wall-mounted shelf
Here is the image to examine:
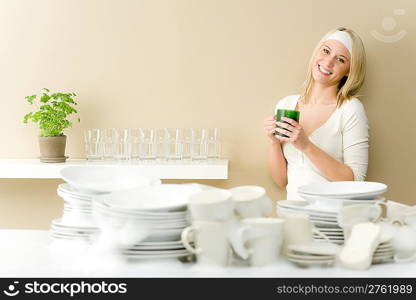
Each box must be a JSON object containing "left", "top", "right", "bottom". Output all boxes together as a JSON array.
[{"left": 0, "top": 159, "right": 228, "bottom": 180}]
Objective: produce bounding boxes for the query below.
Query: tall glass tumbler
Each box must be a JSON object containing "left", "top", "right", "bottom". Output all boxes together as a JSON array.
[
  {"left": 182, "top": 128, "right": 192, "bottom": 160},
  {"left": 84, "top": 129, "right": 103, "bottom": 160},
  {"left": 138, "top": 128, "right": 156, "bottom": 160},
  {"left": 207, "top": 128, "right": 221, "bottom": 160},
  {"left": 191, "top": 128, "right": 208, "bottom": 160},
  {"left": 130, "top": 128, "right": 141, "bottom": 160},
  {"left": 166, "top": 128, "right": 183, "bottom": 160},
  {"left": 101, "top": 129, "right": 113, "bottom": 160},
  {"left": 112, "top": 128, "right": 131, "bottom": 160},
  {"left": 155, "top": 128, "right": 168, "bottom": 161}
]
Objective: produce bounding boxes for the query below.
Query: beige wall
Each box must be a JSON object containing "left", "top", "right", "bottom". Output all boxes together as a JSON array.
[{"left": 0, "top": 0, "right": 415, "bottom": 229}]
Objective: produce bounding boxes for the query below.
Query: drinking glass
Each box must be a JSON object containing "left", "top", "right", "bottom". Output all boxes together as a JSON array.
[
  {"left": 182, "top": 128, "right": 192, "bottom": 160},
  {"left": 84, "top": 129, "right": 103, "bottom": 160},
  {"left": 191, "top": 128, "right": 208, "bottom": 160},
  {"left": 138, "top": 128, "right": 156, "bottom": 160},
  {"left": 101, "top": 129, "right": 113, "bottom": 160},
  {"left": 155, "top": 128, "right": 168, "bottom": 161},
  {"left": 207, "top": 128, "right": 221, "bottom": 160},
  {"left": 165, "top": 128, "right": 183, "bottom": 160},
  {"left": 112, "top": 128, "right": 131, "bottom": 160},
  {"left": 130, "top": 128, "right": 141, "bottom": 160}
]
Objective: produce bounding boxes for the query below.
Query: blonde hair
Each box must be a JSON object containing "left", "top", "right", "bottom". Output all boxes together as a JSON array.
[{"left": 300, "top": 27, "right": 366, "bottom": 106}]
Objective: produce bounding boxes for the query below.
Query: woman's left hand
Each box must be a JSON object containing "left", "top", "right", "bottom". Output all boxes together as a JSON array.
[{"left": 275, "top": 117, "right": 311, "bottom": 152}]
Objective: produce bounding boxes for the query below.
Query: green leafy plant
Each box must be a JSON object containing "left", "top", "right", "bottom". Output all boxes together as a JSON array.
[{"left": 23, "top": 88, "right": 80, "bottom": 137}]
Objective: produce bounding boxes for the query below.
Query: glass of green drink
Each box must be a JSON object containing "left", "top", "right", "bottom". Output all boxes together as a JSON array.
[{"left": 275, "top": 109, "right": 300, "bottom": 138}]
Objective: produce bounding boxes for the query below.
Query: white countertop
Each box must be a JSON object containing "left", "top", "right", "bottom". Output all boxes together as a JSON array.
[
  {"left": 1, "top": 229, "right": 416, "bottom": 278},
  {"left": 0, "top": 158, "right": 228, "bottom": 179}
]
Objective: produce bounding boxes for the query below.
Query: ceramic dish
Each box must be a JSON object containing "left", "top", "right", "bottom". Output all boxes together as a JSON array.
[{"left": 60, "top": 166, "right": 161, "bottom": 194}]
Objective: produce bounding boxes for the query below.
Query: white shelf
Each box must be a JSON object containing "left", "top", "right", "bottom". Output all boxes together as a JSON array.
[{"left": 0, "top": 158, "right": 228, "bottom": 180}]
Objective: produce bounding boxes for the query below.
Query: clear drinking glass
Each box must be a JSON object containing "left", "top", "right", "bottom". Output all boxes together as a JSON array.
[
  {"left": 207, "top": 128, "right": 221, "bottom": 160},
  {"left": 84, "top": 129, "right": 103, "bottom": 160},
  {"left": 191, "top": 128, "right": 208, "bottom": 160},
  {"left": 166, "top": 128, "right": 183, "bottom": 160},
  {"left": 112, "top": 128, "right": 131, "bottom": 160},
  {"left": 101, "top": 128, "right": 113, "bottom": 160},
  {"left": 155, "top": 128, "right": 168, "bottom": 161},
  {"left": 130, "top": 128, "right": 141, "bottom": 160},
  {"left": 182, "top": 128, "right": 192, "bottom": 160},
  {"left": 138, "top": 128, "right": 157, "bottom": 160}
]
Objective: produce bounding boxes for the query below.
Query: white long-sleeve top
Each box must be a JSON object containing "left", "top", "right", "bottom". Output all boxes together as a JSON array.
[{"left": 274, "top": 94, "right": 369, "bottom": 200}]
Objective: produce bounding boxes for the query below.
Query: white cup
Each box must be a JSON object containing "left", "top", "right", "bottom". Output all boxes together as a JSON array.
[
  {"left": 383, "top": 200, "right": 412, "bottom": 223},
  {"left": 281, "top": 213, "right": 329, "bottom": 254},
  {"left": 187, "top": 189, "right": 233, "bottom": 221},
  {"left": 231, "top": 218, "right": 284, "bottom": 267},
  {"left": 337, "top": 203, "right": 383, "bottom": 238},
  {"left": 181, "top": 221, "right": 232, "bottom": 266},
  {"left": 229, "top": 186, "right": 273, "bottom": 219}
]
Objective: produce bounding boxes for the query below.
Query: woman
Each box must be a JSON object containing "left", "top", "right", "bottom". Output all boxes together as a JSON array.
[{"left": 263, "top": 27, "right": 369, "bottom": 200}]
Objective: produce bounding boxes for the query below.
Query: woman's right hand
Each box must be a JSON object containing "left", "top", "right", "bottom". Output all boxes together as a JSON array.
[{"left": 263, "top": 115, "right": 280, "bottom": 144}]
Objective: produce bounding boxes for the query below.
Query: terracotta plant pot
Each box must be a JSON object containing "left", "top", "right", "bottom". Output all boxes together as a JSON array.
[{"left": 38, "top": 135, "right": 67, "bottom": 163}]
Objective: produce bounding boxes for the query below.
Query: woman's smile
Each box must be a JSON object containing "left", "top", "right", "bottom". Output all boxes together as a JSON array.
[{"left": 317, "top": 64, "right": 333, "bottom": 76}]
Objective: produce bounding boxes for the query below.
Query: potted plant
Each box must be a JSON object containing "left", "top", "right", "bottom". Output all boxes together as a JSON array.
[{"left": 23, "top": 88, "right": 80, "bottom": 163}]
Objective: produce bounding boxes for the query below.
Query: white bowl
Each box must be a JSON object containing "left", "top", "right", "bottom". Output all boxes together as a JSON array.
[{"left": 60, "top": 166, "right": 161, "bottom": 194}]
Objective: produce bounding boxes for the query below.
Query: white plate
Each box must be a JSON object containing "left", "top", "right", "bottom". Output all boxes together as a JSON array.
[
  {"left": 95, "top": 184, "right": 201, "bottom": 212},
  {"left": 51, "top": 219, "right": 99, "bottom": 231},
  {"left": 287, "top": 242, "right": 341, "bottom": 256},
  {"left": 123, "top": 249, "right": 189, "bottom": 255},
  {"left": 123, "top": 252, "right": 192, "bottom": 260},
  {"left": 277, "top": 207, "right": 338, "bottom": 221},
  {"left": 286, "top": 252, "right": 334, "bottom": 261},
  {"left": 298, "top": 182, "right": 388, "bottom": 199},
  {"left": 60, "top": 166, "right": 161, "bottom": 194},
  {"left": 277, "top": 200, "right": 338, "bottom": 215},
  {"left": 287, "top": 257, "right": 334, "bottom": 266},
  {"left": 58, "top": 184, "right": 94, "bottom": 200}
]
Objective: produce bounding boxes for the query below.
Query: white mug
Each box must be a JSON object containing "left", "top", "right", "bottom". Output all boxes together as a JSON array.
[
  {"left": 229, "top": 186, "right": 273, "bottom": 219},
  {"left": 187, "top": 189, "right": 233, "bottom": 222},
  {"left": 181, "top": 221, "right": 232, "bottom": 266},
  {"left": 231, "top": 218, "right": 284, "bottom": 267},
  {"left": 337, "top": 203, "right": 384, "bottom": 238},
  {"left": 383, "top": 200, "right": 412, "bottom": 223},
  {"left": 281, "top": 213, "right": 329, "bottom": 254}
]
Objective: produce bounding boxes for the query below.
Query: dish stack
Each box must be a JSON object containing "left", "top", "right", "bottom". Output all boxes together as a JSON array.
[
  {"left": 286, "top": 243, "right": 340, "bottom": 267},
  {"left": 50, "top": 166, "right": 161, "bottom": 243},
  {"left": 50, "top": 183, "right": 100, "bottom": 242},
  {"left": 278, "top": 181, "right": 388, "bottom": 245},
  {"left": 372, "top": 240, "right": 394, "bottom": 264},
  {"left": 92, "top": 184, "right": 201, "bottom": 260}
]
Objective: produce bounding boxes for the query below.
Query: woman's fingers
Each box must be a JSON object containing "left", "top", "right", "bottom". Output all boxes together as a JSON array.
[{"left": 281, "top": 117, "right": 299, "bottom": 127}]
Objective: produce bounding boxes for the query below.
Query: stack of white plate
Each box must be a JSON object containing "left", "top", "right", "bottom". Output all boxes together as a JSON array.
[
  {"left": 51, "top": 183, "right": 99, "bottom": 242},
  {"left": 298, "top": 181, "right": 388, "bottom": 201},
  {"left": 51, "top": 166, "right": 161, "bottom": 243},
  {"left": 93, "top": 184, "right": 201, "bottom": 260},
  {"left": 372, "top": 241, "right": 394, "bottom": 264},
  {"left": 277, "top": 200, "right": 345, "bottom": 244},
  {"left": 286, "top": 242, "right": 340, "bottom": 267}
]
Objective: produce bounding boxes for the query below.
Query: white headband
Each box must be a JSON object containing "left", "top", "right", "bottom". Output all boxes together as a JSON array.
[{"left": 325, "top": 30, "right": 352, "bottom": 54}]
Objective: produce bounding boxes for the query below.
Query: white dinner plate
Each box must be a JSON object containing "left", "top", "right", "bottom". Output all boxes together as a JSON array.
[
  {"left": 287, "top": 242, "right": 341, "bottom": 256},
  {"left": 277, "top": 207, "right": 338, "bottom": 221},
  {"left": 287, "top": 257, "right": 335, "bottom": 266},
  {"left": 123, "top": 252, "right": 191, "bottom": 260},
  {"left": 286, "top": 253, "right": 334, "bottom": 261},
  {"left": 277, "top": 201, "right": 338, "bottom": 215},
  {"left": 298, "top": 181, "right": 387, "bottom": 199}
]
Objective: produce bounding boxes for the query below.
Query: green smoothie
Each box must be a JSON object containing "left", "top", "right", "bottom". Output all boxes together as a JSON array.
[{"left": 275, "top": 109, "right": 300, "bottom": 138}]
